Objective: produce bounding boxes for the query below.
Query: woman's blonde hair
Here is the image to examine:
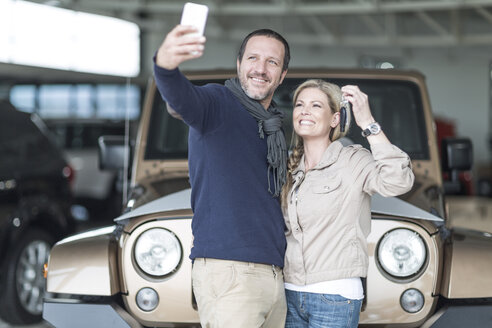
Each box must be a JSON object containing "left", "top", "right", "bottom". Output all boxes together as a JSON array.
[{"left": 281, "top": 79, "right": 351, "bottom": 206}]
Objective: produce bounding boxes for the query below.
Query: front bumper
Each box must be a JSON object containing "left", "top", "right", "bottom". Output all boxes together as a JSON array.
[
  {"left": 43, "top": 298, "right": 143, "bottom": 328},
  {"left": 422, "top": 303, "right": 492, "bottom": 327}
]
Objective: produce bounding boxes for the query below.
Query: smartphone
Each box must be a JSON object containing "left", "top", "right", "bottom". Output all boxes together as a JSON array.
[{"left": 180, "top": 2, "right": 209, "bottom": 37}]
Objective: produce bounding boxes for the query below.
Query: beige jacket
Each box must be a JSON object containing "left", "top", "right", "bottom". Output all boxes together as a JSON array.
[{"left": 283, "top": 140, "right": 414, "bottom": 285}]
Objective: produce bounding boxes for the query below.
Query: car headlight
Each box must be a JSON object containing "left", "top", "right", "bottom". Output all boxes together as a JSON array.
[
  {"left": 377, "top": 228, "right": 427, "bottom": 279},
  {"left": 134, "top": 228, "right": 182, "bottom": 277}
]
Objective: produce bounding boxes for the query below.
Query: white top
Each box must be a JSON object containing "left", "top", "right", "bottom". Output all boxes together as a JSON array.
[{"left": 284, "top": 278, "right": 364, "bottom": 300}]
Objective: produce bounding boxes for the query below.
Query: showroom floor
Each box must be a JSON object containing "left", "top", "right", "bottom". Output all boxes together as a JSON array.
[{"left": 0, "top": 318, "right": 53, "bottom": 327}]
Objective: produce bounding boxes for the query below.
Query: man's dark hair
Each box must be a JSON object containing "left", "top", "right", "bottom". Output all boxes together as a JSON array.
[{"left": 237, "top": 29, "right": 290, "bottom": 72}]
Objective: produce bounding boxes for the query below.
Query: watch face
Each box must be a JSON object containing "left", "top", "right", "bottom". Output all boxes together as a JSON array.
[
  {"left": 361, "top": 122, "right": 381, "bottom": 137},
  {"left": 369, "top": 123, "right": 381, "bottom": 134}
]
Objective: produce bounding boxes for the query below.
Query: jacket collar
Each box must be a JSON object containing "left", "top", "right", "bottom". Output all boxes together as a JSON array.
[{"left": 293, "top": 140, "right": 344, "bottom": 178}]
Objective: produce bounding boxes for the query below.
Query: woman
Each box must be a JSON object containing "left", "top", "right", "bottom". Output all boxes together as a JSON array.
[{"left": 281, "top": 79, "right": 414, "bottom": 327}]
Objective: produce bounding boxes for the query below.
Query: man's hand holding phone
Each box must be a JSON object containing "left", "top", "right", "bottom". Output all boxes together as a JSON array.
[{"left": 156, "top": 3, "right": 208, "bottom": 70}]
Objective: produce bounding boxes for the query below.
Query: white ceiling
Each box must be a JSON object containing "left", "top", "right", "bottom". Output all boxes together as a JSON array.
[
  {"left": 6, "top": 0, "right": 492, "bottom": 83},
  {"left": 27, "top": 0, "right": 492, "bottom": 48}
]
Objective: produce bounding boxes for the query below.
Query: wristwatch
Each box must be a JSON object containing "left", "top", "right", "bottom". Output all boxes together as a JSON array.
[{"left": 361, "top": 122, "right": 381, "bottom": 137}]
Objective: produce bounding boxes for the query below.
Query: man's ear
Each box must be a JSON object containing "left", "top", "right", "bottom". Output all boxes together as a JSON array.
[
  {"left": 236, "top": 59, "right": 240, "bottom": 73},
  {"left": 331, "top": 112, "right": 341, "bottom": 128},
  {"left": 279, "top": 69, "right": 288, "bottom": 84}
]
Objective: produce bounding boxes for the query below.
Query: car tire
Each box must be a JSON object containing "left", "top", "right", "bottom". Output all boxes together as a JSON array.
[{"left": 0, "top": 228, "right": 55, "bottom": 324}]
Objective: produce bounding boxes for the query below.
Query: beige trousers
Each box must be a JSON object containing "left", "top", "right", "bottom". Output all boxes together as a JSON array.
[{"left": 192, "top": 258, "right": 286, "bottom": 328}]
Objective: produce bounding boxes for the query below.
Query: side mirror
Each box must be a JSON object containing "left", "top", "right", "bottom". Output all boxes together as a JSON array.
[
  {"left": 98, "top": 135, "right": 130, "bottom": 171},
  {"left": 441, "top": 137, "right": 473, "bottom": 172},
  {"left": 441, "top": 137, "right": 473, "bottom": 194}
]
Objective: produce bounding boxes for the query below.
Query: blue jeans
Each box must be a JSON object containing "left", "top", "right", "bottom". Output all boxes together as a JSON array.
[{"left": 285, "top": 289, "right": 362, "bottom": 328}]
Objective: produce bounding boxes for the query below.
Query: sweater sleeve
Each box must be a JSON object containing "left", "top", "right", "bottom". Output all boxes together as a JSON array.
[
  {"left": 354, "top": 143, "right": 415, "bottom": 197},
  {"left": 153, "top": 61, "right": 221, "bottom": 134}
]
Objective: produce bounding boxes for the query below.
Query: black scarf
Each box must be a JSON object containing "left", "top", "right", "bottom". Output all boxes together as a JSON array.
[{"left": 225, "top": 77, "right": 287, "bottom": 197}]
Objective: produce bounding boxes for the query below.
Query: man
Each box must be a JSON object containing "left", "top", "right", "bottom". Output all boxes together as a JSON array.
[{"left": 154, "top": 25, "right": 290, "bottom": 327}]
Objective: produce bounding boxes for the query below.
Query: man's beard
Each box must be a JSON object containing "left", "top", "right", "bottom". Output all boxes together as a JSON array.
[{"left": 239, "top": 74, "right": 273, "bottom": 102}]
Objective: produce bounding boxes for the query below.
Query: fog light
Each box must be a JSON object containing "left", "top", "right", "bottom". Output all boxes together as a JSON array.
[
  {"left": 400, "top": 288, "right": 424, "bottom": 313},
  {"left": 136, "top": 288, "right": 159, "bottom": 312}
]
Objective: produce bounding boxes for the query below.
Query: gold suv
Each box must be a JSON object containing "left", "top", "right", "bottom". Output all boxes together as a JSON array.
[{"left": 43, "top": 69, "right": 492, "bottom": 328}]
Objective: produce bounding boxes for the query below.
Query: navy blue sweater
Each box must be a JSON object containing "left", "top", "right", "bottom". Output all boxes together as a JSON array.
[{"left": 153, "top": 65, "right": 286, "bottom": 267}]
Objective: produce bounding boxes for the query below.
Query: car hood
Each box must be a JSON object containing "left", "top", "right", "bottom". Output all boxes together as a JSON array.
[{"left": 115, "top": 188, "right": 443, "bottom": 223}]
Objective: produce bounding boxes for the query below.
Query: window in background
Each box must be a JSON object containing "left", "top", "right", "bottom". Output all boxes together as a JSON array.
[
  {"left": 75, "top": 85, "right": 96, "bottom": 118},
  {"left": 39, "top": 85, "right": 72, "bottom": 118},
  {"left": 9, "top": 85, "right": 36, "bottom": 112},
  {"left": 10, "top": 84, "right": 141, "bottom": 120}
]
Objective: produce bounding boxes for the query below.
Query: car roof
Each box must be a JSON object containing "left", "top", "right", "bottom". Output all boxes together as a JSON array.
[
  {"left": 0, "top": 100, "right": 67, "bottom": 179},
  {"left": 0, "top": 100, "right": 41, "bottom": 141}
]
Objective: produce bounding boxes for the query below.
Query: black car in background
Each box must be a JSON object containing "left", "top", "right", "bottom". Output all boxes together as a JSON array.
[{"left": 0, "top": 100, "right": 75, "bottom": 324}]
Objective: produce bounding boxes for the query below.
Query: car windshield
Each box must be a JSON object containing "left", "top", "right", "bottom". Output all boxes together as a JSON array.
[{"left": 145, "top": 77, "right": 429, "bottom": 161}]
